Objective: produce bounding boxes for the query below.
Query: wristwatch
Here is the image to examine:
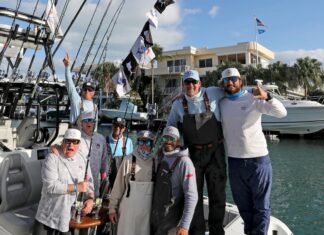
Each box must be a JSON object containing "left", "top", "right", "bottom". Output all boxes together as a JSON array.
[{"left": 266, "top": 92, "right": 273, "bottom": 101}]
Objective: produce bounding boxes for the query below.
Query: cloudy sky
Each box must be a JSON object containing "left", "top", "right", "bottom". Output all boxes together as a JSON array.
[{"left": 1, "top": 0, "right": 324, "bottom": 78}]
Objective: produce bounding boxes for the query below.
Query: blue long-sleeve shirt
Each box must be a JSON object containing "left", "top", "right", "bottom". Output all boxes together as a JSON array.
[
  {"left": 167, "top": 87, "right": 225, "bottom": 127},
  {"left": 65, "top": 66, "right": 96, "bottom": 124}
]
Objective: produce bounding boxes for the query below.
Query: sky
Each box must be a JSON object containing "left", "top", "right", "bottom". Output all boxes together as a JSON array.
[{"left": 1, "top": 0, "right": 324, "bottom": 79}]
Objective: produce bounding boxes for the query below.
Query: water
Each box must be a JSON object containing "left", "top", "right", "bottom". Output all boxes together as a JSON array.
[{"left": 100, "top": 126, "right": 324, "bottom": 235}]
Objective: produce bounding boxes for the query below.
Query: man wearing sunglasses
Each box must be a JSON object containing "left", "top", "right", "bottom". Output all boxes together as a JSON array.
[
  {"left": 108, "top": 130, "right": 156, "bottom": 235},
  {"left": 219, "top": 68, "right": 287, "bottom": 235},
  {"left": 151, "top": 126, "right": 198, "bottom": 235},
  {"left": 106, "top": 117, "right": 134, "bottom": 187},
  {"left": 63, "top": 54, "right": 97, "bottom": 128},
  {"left": 33, "top": 128, "right": 94, "bottom": 234},
  {"left": 167, "top": 69, "right": 226, "bottom": 235}
]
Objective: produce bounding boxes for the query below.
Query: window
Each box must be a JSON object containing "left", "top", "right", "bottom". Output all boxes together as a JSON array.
[
  {"left": 167, "top": 59, "right": 186, "bottom": 73},
  {"left": 199, "top": 58, "right": 213, "bottom": 68}
]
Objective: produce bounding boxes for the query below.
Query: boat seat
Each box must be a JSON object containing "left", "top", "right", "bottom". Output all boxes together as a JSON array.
[{"left": 0, "top": 153, "right": 42, "bottom": 235}]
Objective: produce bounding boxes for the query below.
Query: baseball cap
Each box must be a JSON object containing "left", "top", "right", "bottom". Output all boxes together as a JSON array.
[
  {"left": 137, "top": 130, "right": 155, "bottom": 140},
  {"left": 64, "top": 128, "right": 81, "bottom": 140},
  {"left": 82, "top": 81, "right": 95, "bottom": 89},
  {"left": 112, "top": 117, "right": 126, "bottom": 126},
  {"left": 183, "top": 70, "right": 200, "bottom": 81},
  {"left": 81, "top": 111, "right": 96, "bottom": 121},
  {"left": 221, "top": 68, "right": 241, "bottom": 80},
  {"left": 162, "top": 126, "right": 180, "bottom": 140}
]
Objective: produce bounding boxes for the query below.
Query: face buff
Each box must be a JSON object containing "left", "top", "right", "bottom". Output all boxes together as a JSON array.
[
  {"left": 226, "top": 89, "right": 246, "bottom": 101},
  {"left": 136, "top": 147, "right": 152, "bottom": 161}
]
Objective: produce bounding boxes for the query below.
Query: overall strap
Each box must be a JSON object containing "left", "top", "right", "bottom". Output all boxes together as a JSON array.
[
  {"left": 181, "top": 94, "right": 189, "bottom": 114},
  {"left": 122, "top": 137, "right": 127, "bottom": 156},
  {"left": 203, "top": 92, "right": 211, "bottom": 111},
  {"left": 126, "top": 155, "right": 136, "bottom": 198},
  {"left": 151, "top": 158, "right": 156, "bottom": 182},
  {"left": 168, "top": 156, "right": 182, "bottom": 175}
]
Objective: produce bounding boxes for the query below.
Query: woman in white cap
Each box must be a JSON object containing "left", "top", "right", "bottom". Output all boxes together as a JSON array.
[
  {"left": 151, "top": 126, "right": 198, "bottom": 235},
  {"left": 108, "top": 130, "right": 156, "bottom": 235},
  {"left": 33, "top": 128, "right": 94, "bottom": 235}
]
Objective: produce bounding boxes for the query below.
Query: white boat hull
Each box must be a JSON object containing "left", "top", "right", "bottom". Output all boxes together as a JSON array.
[{"left": 100, "top": 108, "right": 148, "bottom": 122}]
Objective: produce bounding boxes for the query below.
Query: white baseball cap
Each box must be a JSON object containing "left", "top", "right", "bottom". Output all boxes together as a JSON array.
[
  {"left": 137, "top": 130, "right": 155, "bottom": 140},
  {"left": 81, "top": 111, "right": 96, "bottom": 121},
  {"left": 162, "top": 126, "right": 180, "bottom": 140},
  {"left": 221, "top": 68, "right": 241, "bottom": 80},
  {"left": 64, "top": 128, "right": 81, "bottom": 140},
  {"left": 183, "top": 70, "right": 200, "bottom": 81}
]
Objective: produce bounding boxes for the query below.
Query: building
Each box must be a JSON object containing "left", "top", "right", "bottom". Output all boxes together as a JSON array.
[{"left": 145, "top": 41, "right": 274, "bottom": 116}]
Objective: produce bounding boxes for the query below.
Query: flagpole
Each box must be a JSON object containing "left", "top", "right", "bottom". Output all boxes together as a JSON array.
[{"left": 255, "top": 17, "right": 258, "bottom": 66}]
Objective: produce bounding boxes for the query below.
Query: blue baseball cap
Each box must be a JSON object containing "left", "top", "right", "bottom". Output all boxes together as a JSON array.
[{"left": 183, "top": 70, "right": 200, "bottom": 81}]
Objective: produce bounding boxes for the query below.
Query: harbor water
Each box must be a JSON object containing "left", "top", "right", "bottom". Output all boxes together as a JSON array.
[{"left": 99, "top": 125, "right": 324, "bottom": 235}]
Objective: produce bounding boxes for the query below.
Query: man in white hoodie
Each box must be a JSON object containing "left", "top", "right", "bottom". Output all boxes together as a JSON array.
[{"left": 219, "top": 68, "right": 287, "bottom": 235}]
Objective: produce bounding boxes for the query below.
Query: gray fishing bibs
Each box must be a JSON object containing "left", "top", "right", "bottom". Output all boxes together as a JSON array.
[{"left": 151, "top": 156, "right": 184, "bottom": 235}]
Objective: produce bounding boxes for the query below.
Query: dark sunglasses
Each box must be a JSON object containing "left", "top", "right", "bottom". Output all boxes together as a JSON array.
[
  {"left": 223, "top": 76, "right": 239, "bottom": 83},
  {"left": 184, "top": 79, "right": 198, "bottom": 85},
  {"left": 114, "top": 123, "right": 125, "bottom": 128},
  {"left": 137, "top": 139, "right": 152, "bottom": 147},
  {"left": 82, "top": 118, "right": 96, "bottom": 123},
  {"left": 83, "top": 87, "right": 94, "bottom": 92},
  {"left": 64, "top": 139, "right": 80, "bottom": 145},
  {"left": 162, "top": 136, "right": 177, "bottom": 142}
]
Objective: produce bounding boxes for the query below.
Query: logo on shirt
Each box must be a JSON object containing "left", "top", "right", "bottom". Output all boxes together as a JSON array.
[{"left": 186, "top": 173, "right": 194, "bottom": 178}]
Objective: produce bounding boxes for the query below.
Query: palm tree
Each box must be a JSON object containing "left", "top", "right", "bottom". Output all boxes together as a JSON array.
[
  {"left": 93, "top": 62, "right": 118, "bottom": 96},
  {"left": 293, "top": 57, "right": 323, "bottom": 97}
]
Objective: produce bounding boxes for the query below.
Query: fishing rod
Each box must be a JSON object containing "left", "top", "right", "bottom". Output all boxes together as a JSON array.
[
  {"left": 75, "top": 0, "right": 113, "bottom": 85},
  {"left": 85, "top": 0, "right": 125, "bottom": 77},
  {"left": 10, "top": 0, "right": 41, "bottom": 77},
  {"left": 91, "top": 0, "right": 125, "bottom": 80},
  {"left": 70, "top": 0, "right": 102, "bottom": 72},
  {"left": 52, "top": 0, "right": 87, "bottom": 57},
  {"left": 0, "top": 0, "right": 22, "bottom": 66}
]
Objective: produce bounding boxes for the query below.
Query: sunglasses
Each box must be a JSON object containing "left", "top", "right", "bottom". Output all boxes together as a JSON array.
[
  {"left": 137, "top": 139, "right": 152, "bottom": 147},
  {"left": 184, "top": 79, "right": 198, "bottom": 85},
  {"left": 162, "top": 136, "right": 177, "bottom": 142},
  {"left": 82, "top": 118, "right": 96, "bottom": 123},
  {"left": 223, "top": 76, "right": 239, "bottom": 83},
  {"left": 83, "top": 87, "right": 94, "bottom": 92},
  {"left": 64, "top": 139, "right": 80, "bottom": 145},
  {"left": 114, "top": 123, "right": 125, "bottom": 128}
]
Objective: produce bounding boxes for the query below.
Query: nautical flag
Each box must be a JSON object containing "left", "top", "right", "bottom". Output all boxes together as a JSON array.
[
  {"left": 112, "top": 67, "right": 132, "bottom": 97},
  {"left": 154, "top": 0, "right": 175, "bottom": 14},
  {"left": 122, "top": 52, "right": 138, "bottom": 80},
  {"left": 131, "top": 36, "right": 156, "bottom": 68},
  {"left": 256, "top": 18, "right": 265, "bottom": 27},
  {"left": 258, "top": 29, "right": 266, "bottom": 34},
  {"left": 140, "top": 21, "right": 153, "bottom": 47},
  {"left": 146, "top": 8, "right": 159, "bottom": 29},
  {"left": 44, "top": 0, "right": 63, "bottom": 38}
]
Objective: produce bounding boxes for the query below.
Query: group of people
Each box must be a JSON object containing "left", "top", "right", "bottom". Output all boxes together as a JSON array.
[{"left": 32, "top": 53, "right": 287, "bottom": 235}]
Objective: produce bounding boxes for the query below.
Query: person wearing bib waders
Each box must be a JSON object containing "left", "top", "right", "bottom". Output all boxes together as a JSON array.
[
  {"left": 63, "top": 54, "right": 97, "bottom": 129},
  {"left": 106, "top": 117, "right": 134, "bottom": 188},
  {"left": 108, "top": 130, "right": 156, "bottom": 235},
  {"left": 167, "top": 70, "right": 226, "bottom": 235},
  {"left": 151, "top": 126, "right": 198, "bottom": 235}
]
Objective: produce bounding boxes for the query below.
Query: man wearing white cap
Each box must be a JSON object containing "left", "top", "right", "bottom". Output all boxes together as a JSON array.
[
  {"left": 63, "top": 54, "right": 97, "bottom": 127},
  {"left": 108, "top": 130, "right": 156, "bottom": 235},
  {"left": 167, "top": 69, "right": 226, "bottom": 235},
  {"left": 78, "top": 111, "right": 109, "bottom": 197},
  {"left": 33, "top": 128, "right": 94, "bottom": 234},
  {"left": 219, "top": 68, "right": 287, "bottom": 235},
  {"left": 151, "top": 126, "right": 198, "bottom": 235}
]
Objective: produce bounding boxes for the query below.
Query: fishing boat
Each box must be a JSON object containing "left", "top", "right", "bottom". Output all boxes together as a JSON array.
[{"left": 256, "top": 83, "right": 324, "bottom": 135}]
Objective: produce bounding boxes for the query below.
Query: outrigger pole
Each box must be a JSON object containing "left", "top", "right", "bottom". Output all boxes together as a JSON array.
[
  {"left": 0, "top": 0, "right": 22, "bottom": 66},
  {"left": 75, "top": 0, "right": 113, "bottom": 85},
  {"left": 70, "top": 0, "right": 102, "bottom": 72}
]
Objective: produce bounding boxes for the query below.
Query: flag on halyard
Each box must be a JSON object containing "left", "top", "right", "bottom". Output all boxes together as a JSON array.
[
  {"left": 154, "top": 0, "right": 175, "bottom": 14},
  {"left": 112, "top": 67, "right": 132, "bottom": 97},
  {"left": 122, "top": 52, "right": 138, "bottom": 80},
  {"left": 146, "top": 8, "right": 159, "bottom": 29},
  {"left": 44, "top": 0, "right": 63, "bottom": 38},
  {"left": 140, "top": 21, "right": 153, "bottom": 47},
  {"left": 256, "top": 18, "right": 265, "bottom": 27},
  {"left": 131, "top": 36, "right": 156, "bottom": 68},
  {"left": 258, "top": 29, "right": 265, "bottom": 34}
]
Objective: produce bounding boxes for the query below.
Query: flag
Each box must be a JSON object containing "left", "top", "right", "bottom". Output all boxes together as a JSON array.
[
  {"left": 258, "top": 29, "right": 265, "bottom": 34},
  {"left": 44, "top": 0, "right": 63, "bottom": 38},
  {"left": 131, "top": 36, "right": 156, "bottom": 68},
  {"left": 140, "top": 21, "right": 153, "bottom": 47},
  {"left": 154, "top": 0, "right": 175, "bottom": 14},
  {"left": 122, "top": 52, "right": 138, "bottom": 80},
  {"left": 146, "top": 8, "right": 159, "bottom": 29},
  {"left": 256, "top": 18, "right": 265, "bottom": 27},
  {"left": 112, "top": 67, "right": 132, "bottom": 97}
]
